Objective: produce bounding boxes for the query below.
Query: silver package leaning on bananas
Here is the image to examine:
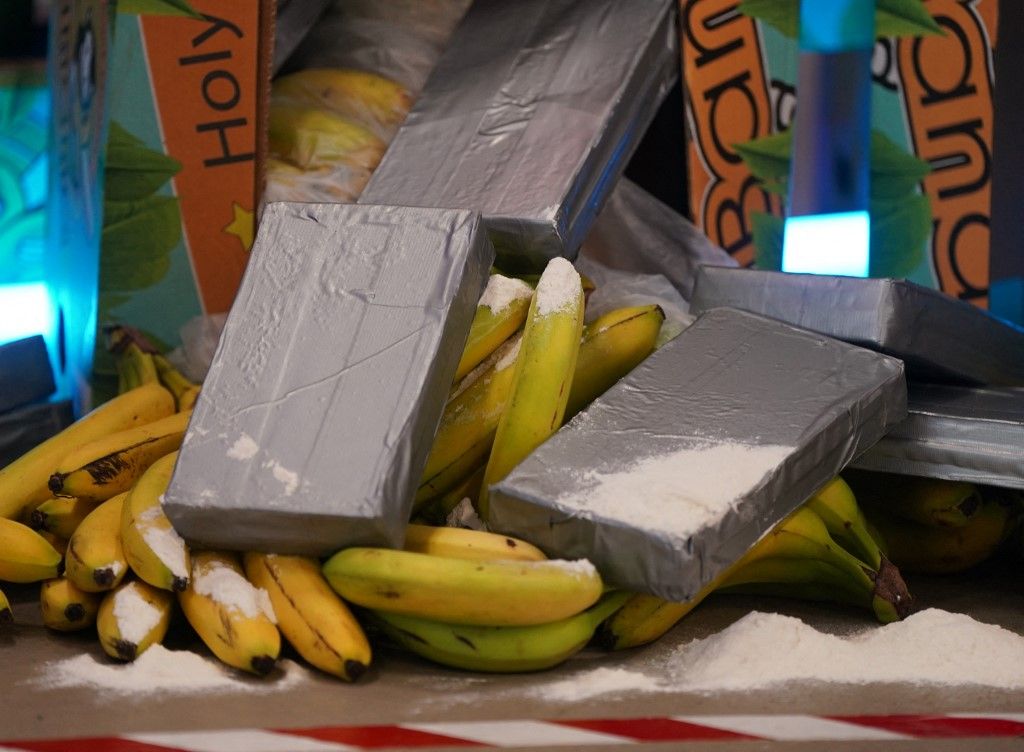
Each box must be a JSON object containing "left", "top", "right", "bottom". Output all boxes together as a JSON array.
[
  {"left": 164, "top": 203, "right": 494, "bottom": 555},
  {"left": 853, "top": 383, "right": 1024, "bottom": 489},
  {"left": 359, "top": 0, "right": 678, "bottom": 269},
  {"left": 690, "top": 266, "right": 1024, "bottom": 386},
  {"left": 488, "top": 307, "right": 907, "bottom": 602}
]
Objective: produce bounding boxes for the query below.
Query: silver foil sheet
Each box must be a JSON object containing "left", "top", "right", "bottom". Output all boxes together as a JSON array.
[
  {"left": 488, "top": 307, "right": 906, "bottom": 601},
  {"left": 852, "top": 383, "right": 1024, "bottom": 489},
  {"left": 690, "top": 266, "right": 1024, "bottom": 386},
  {"left": 359, "top": 0, "right": 678, "bottom": 271},
  {"left": 164, "top": 202, "right": 494, "bottom": 555}
]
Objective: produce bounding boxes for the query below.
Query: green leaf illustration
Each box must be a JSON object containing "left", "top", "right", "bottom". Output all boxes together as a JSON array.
[
  {"left": 752, "top": 211, "right": 784, "bottom": 271},
  {"left": 869, "top": 194, "right": 932, "bottom": 278},
  {"left": 100, "top": 195, "right": 181, "bottom": 291},
  {"left": 740, "top": 0, "right": 942, "bottom": 39},
  {"left": 117, "top": 0, "right": 203, "bottom": 19},
  {"left": 734, "top": 131, "right": 792, "bottom": 185},
  {"left": 104, "top": 121, "right": 182, "bottom": 202}
]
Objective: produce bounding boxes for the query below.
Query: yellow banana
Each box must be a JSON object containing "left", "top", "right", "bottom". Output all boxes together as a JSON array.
[
  {"left": 0, "top": 383, "right": 175, "bottom": 521},
  {"left": 402, "top": 523, "right": 547, "bottom": 562},
  {"left": 49, "top": 410, "right": 192, "bottom": 502},
  {"left": 269, "top": 105, "right": 385, "bottom": 170},
  {"left": 323, "top": 547, "right": 601, "bottom": 626},
  {"left": 846, "top": 471, "right": 984, "bottom": 528},
  {"left": 97, "top": 579, "right": 174, "bottom": 661},
  {"left": 153, "top": 354, "right": 201, "bottom": 412},
  {"left": 37, "top": 530, "right": 68, "bottom": 557},
  {"left": 0, "top": 517, "right": 62, "bottom": 582},
  {"left": 121, "top": 452, "right": 190, "bottom": 592},
  {"left": 867, "top": 498, "right": 1011, "bottom": 574},
  {"left": 65, "top": 492, "right": 129, "bottom": 592},
  {"left": 179, "top": 551, "right": 280, "bottom": 675},
  {"left": 30, "top": 496, "right": 99, "bottom": 539},
  {"left": 371, "top": 591, "right": 629, "bottom": 673},
  {"left": 40, "top": 577, "right": 101, "bottom": 631},
  {"left": 805, "top": 476, "right": 885, "bottom": 568},
  {"left": 244, "top": 553, "right": 370, "bottom": 681},
  {"left": 0, "top": 587, "right": 11, "bottom": 625},
  {"left": 480, "top": 257, "right": 584, "bottom": 518},
  {"left": 455, "top": 275, "right": 534, "bottom": 382},
  {"left": 272, "top": 67, "right": 412, "bottom": 130}
]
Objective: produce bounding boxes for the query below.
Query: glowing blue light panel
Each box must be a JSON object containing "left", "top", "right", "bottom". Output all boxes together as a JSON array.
[
  {"left": 0, "top": 282, "right": 55, "bottom": 346},
  {"left": 782, "top": 211, "right": 871, "bottom": 277}
]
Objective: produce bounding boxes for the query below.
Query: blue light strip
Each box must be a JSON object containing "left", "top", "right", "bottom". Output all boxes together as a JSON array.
[
  {"left": 782, "top": 211, "right": 871, "bottom": 277},
  {"left": 0, "top": 282, "right": 55, "bottom": 346}
]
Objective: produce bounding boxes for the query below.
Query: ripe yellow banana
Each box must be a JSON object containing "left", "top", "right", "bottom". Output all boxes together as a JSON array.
[
  {"left": 272, "top": 67, "right": 412, "bottom": 130},
  {"left": 65, "top": 492, "right": 129, "bottom": 592},
  {"left": 40, "top": 577, "right": 101, "bottom": 632},
  {"left": 0, "top": 383, "right": 175, "bottom": 521},
  {"left": 867, "top": 498, "right": 1011, "bottom": 574},
  {"left": 323, "top": 547, "right": 602, "bottom": 626},
  {"left": 269, "top": 105, "right": 386, "bottom": 170},
  {"left": 97, "top": 579, "right": 174, "bottom": 661},
  {"left": 153, "top": 354, "right": 201, "bottom": 412},
  {"left": 402, "top": 523, "right": 547, "bottom": 562},
  {"left": 244, "top": 553, "right": 370, "bottom": 681},
  {"left": 370, "top": 590, "right": 629, "bottom": 673},
  {"left": 805, "top": 476, "right": 885, "bottom": 569},
  {"left": 0, "top": 517, "right": 62, "bottom": 582},
  {"left": 121, "top": 452, "right": 190, "bottom": 592},
  {"left": 455, "top": 275, "right": 534, "bottom": 382},
  {"left": 49, "top": 410, "right": 192, "bottom": 502},
  {"left": 179, "top": 551, "right": 280, "bottom": 676},
  {"left": 37, "top": 530, "right": 68, "bottom": 557},
  {"left": 0, "top": 587, "right": 11, "bottom": 625},
  {"left": 479, "top": 257, "right": 584, "bottom": 518},
  {"left": 846, "top": 471, "right": 984, "bottom": 528},
  {"left": 30, "top": 496, "right": 99, "bottom": 539}
]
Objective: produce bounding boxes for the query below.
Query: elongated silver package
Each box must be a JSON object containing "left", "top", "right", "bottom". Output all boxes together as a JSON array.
[
  {"left": 164, "top": 202, "right": 494, "bottom": 555},
  {"left": 359, "top": 0, "right": 678, "bottom": 270},
  {"left": 690, "top": 266, "right": 1024, "bottom": 386},
  {"left": 852, "top": 384, "right": 1024, "bottom": 489},
  {"left": 488, "top": 307, "right": 907, "bottom": 601}
]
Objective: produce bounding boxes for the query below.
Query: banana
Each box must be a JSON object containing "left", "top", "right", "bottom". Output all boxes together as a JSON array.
[
  {"left": 65, "top": 492, "right": 129, "bottom": 592},
  {"left": 244, "top": 553, "right": 370, "bottom": 681},
  {"left": 269, "top": 105, "right": 386, "bottom": 170},
  {"left": 413, "top": 466, "right": 485, "bottom": 525},
  {"left": 479, "top": 257, "right": 584, "bottom": 518},
  {"left": 805, "top": 476, "right": 885, "bottom": 568},
  {"left": 153, "top": 354, "right": 201, "bottom": 412},
  {"left": 845, "top": 470, "right": 984, "bottom": 528},
  {"left": 49, "top": 410, "right": 192, "bottom": 502},
  {"left": 323, "top": 547, "right": 602, "bottom": 626},
  {"left": 720, "top": 556, "right": 877, "bottom": 608},
  {"left": 717, "top": 580, "right": 873, "bottom": 610},
  {"left": 402, "top": 523, "right": 547, "bottom": 563},
  {"left": 97, "top": 579, "right": 175, "bottom": 661},
  {"left": 455, "top": 275, "right": 534, "bottom": 382},
  {"left": 37, "top": 530, "right": 68, "bottom": 557},
  {"left": 30, "top": 496, "right": 99, "bottom": 539},
  {"left": 565, "top": 304, "right": 664, "bottom": 419},
  {"left": 0, "top": 517, "right": 62, "bottom": 582},
  {"left": 0, "top": 587, "right": 11, "bottom": 625},
  {"left": 598, "top": 591, "right": 707, "bottom": 651},
  {"left": 0, "top": 382, "right": 175, "bottom": 520},
  {"left": 178, "top": 550, "right": 280, "bottom": 676},
  {"left": 40, "top": 577, "right": 101, "bottom": 631},
  {"left": 867, "top": 498, "right": 1011, "bottom": 574},
  {"left": 370, "top": 590, "right": 629, "bottom": 673},
  {"left": 121, "top": 452, "right": 190, "bottom": 592},
  {"left": 272, "top": 68, "right": 412, "bottom": 131}
]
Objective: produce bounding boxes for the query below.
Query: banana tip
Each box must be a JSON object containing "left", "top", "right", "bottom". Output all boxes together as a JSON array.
[
  {"left": 250, "top": 655, "right": 277, "bottom": 676},
  {"left": 0, "top": 607, "right": 13, "bottom": 625},
  {"left": 47, "top": 474, "right": 65, "bottom": 495},
  {"left": 344, "top": 659, "right": 368, "bottom": 682},
  {"left": 113, "top": 639, "right": 138, "bottom": 661},
  {"left": 171, "top": 576, "right": 189, "bottom": 593}
]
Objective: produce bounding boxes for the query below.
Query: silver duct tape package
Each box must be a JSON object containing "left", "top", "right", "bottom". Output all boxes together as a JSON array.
[
  {"left": 359, "top": 0, "right": 678, "bottom": 270},
  {"left": 690, "top": 266, "right": 1024, "bottom": 386},
  {"left": 852, "top": 384, "right": 1024, "bottom": 490},
  {"left": 164, "top": 203, "right": 494, "bottom": 555},
  {"left": 488, "top": 307, "right": 907, "bottom": 602}
]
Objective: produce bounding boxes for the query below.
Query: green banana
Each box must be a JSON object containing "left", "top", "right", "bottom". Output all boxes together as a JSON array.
[
  {"left": 30, "top": 496, "right": 99, "bottom": 539},
  {"left": 40, "top": 577, "right": 102, "bottom": 632},
  {"left": 805, "top": 476, "right": 885, "bottom": 568},
  {"left": 0, "top": 517, "right": 63, "bottom": 583},
  {"left": 370, "top": 590, "right": 629, "bottom": 673},
  {"left": 845, "top": 470, "right": 984, "bottom": 528},
  {"left": 323, "top": 547, "right": 602, "bottom": 626},
  {"left": 455, "top": 274, "right": 534, "bottom": 382},
  {"left": 479, "top": 258, "right": 584, "bottom": 518},
  {"left": 97, "top": 578, "right": 175, "bottom": 661}
]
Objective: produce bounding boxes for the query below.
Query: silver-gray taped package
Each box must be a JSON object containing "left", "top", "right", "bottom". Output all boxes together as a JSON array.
[
  {"left": 690, "top": 266, "right": 1024, "bottom": 386},
  {"left": 164, "top": 202, "right": 494, "bottom": 555},
  {"left": 488, "top": 307, "right": 907, "bottom": 601},
  {"left": 852, "top": 384, "right": 1024, "bottom": 489},
  {"left": 359, "top": 0, "right": 678, "bottom": 269}
]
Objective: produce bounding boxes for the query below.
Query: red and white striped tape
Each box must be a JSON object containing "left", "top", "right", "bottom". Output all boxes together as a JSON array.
[{"left": 4, "top": 713, "right": 1023, "bottom": 750}]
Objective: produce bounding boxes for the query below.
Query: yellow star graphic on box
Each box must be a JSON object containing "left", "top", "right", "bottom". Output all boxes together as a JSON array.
[{"left": 224, "top": 202, "right": 254, "bottom": 251}]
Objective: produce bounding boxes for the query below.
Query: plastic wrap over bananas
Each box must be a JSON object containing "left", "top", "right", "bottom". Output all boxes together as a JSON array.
[
  {"left": 853, "top": 383, "right": 1024, "bottom": 489},
  {"left": 690, "top": 267, "right": 1024, "bottom": 387},
  {"left": 489, "top": 307, "right": 908, "bottom": 602}
]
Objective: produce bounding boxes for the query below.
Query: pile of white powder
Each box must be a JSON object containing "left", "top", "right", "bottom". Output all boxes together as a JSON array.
[
  {"left": 535, "top": 257, "right": 581, "bottom": 317},
  {"left": 478, "top": 274, "right": 533, "bottom": 314}
]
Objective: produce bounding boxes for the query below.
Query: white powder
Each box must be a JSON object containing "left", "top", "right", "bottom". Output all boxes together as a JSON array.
[
  {"left": 539, "top": 667, "right": 660, "bottom": 701},
  {"left": 535, "top": 257, "right": 581, "bottom": 317},
  {"left": 445, "top": 498, "right": 486, "bottom": 531},
  {"left": 478, "top": 274, "right": 533, "bottom": 314},
  {"left": 193, "top": 559, "right": 276, "bottom": 622},
  {"left": 264, "top": 459, "right": 299, "bottom": 496},
  {"left": 227, "top": 433, "right": 259, "bottom": 460},
  {"left": 34, "top": 645, "right": 308, "bottom": 695},
  {"left": 138, "top": 505, "right": 190, "bottom": 580},
  {"left": 112, "top": 582, "right": 163, "bottom": 644},
  {"left": 494, "top": 335, "right": 522, "bottom": 372},
  {"left": 541, "top": 559, "right": 597, "bottom": 578},
  {"left": 557, "top": 443, "right": 792, "bottom": 537}
]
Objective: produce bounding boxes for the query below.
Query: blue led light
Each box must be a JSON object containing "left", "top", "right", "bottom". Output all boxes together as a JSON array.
[
  {"left": 0, "top": 281, "right": 55, "bottom": 346},
  {"left": 782, "top": 211, "right": 871, "bottom": 277}
]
